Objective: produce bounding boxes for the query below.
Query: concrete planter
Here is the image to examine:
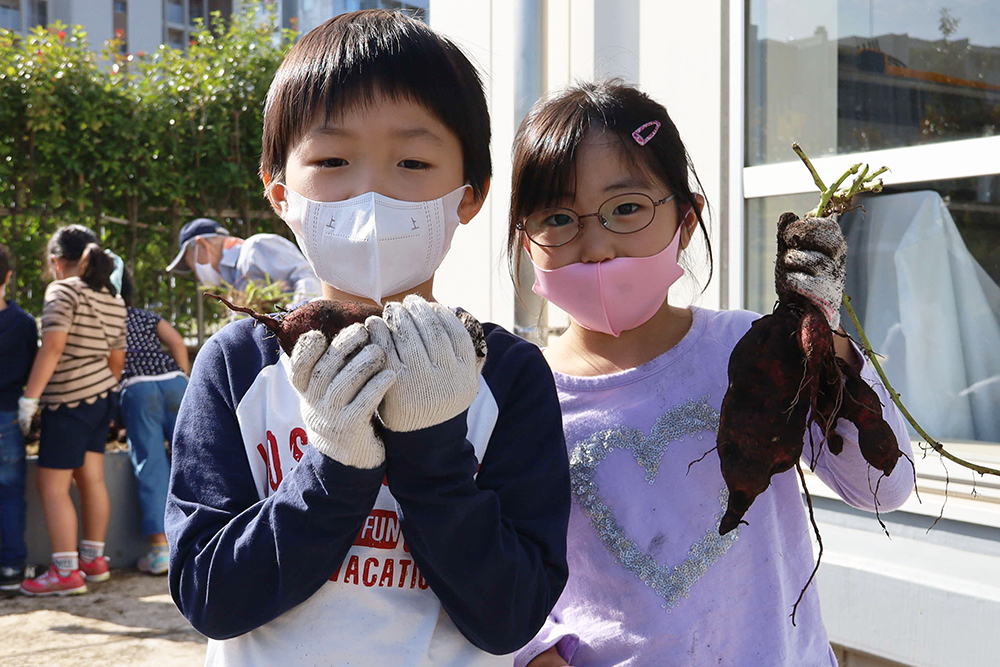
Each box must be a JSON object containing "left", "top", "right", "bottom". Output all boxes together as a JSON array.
[{"left": 25, "top": 450, "right": 149, "bottom": 569}]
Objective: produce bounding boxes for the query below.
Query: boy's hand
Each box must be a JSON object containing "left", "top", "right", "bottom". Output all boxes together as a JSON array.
[
  {"left": 775, "top": 213, "right": 847, "bottom": 330},
  {"left": 18, "top": 397, "right": 39, "bottom": 436},
  {"left": 288, "top": 324, "right": 396, "bottom": 469},
  {"left": 365, "top": 295, "right": 483, "bottom": 432}
]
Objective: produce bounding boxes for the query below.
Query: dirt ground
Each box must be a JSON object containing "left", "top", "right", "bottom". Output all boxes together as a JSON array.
[{"left": 0, "top": 570, "right": 207, "bottom": 666}]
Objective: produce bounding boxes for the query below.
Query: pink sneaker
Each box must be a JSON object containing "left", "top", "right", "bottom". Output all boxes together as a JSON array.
[
  {"left": 79, "top": 556, "right": 111, "bottom": 582},
  {"left": 20, "top": 565, "right": 88, "bottom": 596}
]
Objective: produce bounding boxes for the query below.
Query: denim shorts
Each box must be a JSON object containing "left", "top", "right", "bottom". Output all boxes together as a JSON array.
[{"left": 38, "top": 394, "right": 117, "bottom": 470}]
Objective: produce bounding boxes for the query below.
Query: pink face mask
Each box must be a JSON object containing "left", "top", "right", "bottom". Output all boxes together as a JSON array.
[{"left": 530, "top": 225, "right": 685, "bottom": 337}]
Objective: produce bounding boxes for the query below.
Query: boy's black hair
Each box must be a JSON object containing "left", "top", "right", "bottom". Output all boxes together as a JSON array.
[
  {"left": 507, "top": 80, "right": 713, "bottom": 287},
  {"left": 261, "top": 10, "right": 491, "bottom": 199},
  {"left": 0, "top": 243, "right": 9, "bottom": 280}
]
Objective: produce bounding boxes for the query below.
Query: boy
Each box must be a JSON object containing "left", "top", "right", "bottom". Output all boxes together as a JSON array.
[
  {"left": 165, "top": 10, "right": 571, "bottom": 667},
  {"left": 0, "top": 244, "right": 38, "bottom": 591}
]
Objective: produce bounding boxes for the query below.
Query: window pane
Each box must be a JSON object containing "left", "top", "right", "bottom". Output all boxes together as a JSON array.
[
  {"left": 30, "top": 0, "right": 45, "bottom": 28},
  {"left": 167, "top": 0, "right": 184, "bottom": 25},
  {"left": 745, "top": 176, "right": 1000, "bottom": 442},
  {"left": 167, "top": 27, "right": 185, "bottom": 49},
  {"left": 747, "top": 0, "right": 1000, "bottom": 165},
  {"left": 0, "top": 0, "right": 19, "bottom": 32}
]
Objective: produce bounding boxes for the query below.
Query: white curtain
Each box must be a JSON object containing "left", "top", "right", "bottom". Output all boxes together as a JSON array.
[{"left": 840, "top": 190, "right": 1000, "bottom": 443}]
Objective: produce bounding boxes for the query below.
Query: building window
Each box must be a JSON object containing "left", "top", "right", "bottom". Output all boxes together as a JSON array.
[
  {"left": 746, "top": 0, "right": 1000, "bottom": 166},
  {"left": 0, "top": 0, "right": 20, "bottom": 32},
  {"left": 167, "top": 0, "right": 185, "bottom": 26},
  {"left": 167, "top": 27, "right": 185, "bottom": 50},
  {"left": 29, "top": 0, "right": 44, "bottom": 28},
  {"left": 742, "top": 0, "right": 1000, "bottom": 447}
]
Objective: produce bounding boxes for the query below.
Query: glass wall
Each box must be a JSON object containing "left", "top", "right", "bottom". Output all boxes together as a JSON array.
[
  {"left": 746, "top": 0, "right": 1000, "bottom": 165},
  {"left": 744, "top": 0, "right": 1000, "bottom": 444}
]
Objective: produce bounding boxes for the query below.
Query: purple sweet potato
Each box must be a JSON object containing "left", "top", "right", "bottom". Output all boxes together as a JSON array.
[
  {"left": 717, "top": 212, "right": 901, "bottom": 535},
  {"left": 205, "top": 294, "right": 487, "bottom": 362}
]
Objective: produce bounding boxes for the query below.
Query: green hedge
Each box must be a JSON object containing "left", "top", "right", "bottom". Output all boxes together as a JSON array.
[{"left": 0, "top": 9, "right": 295, "bottom": 333}]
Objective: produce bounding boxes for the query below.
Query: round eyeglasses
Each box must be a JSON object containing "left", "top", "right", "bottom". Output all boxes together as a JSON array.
[{"left": 518, "top": 193, "right": 676, "bottom": 248}]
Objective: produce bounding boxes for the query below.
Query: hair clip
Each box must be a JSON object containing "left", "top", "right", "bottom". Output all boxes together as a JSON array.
[{"left": 632, "top": 120, "right": 661, "bottom": 146}]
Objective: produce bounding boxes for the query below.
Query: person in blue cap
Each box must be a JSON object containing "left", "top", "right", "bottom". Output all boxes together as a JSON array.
[{"left": 166, "top": 219, "right": 321, "bottom": 303}]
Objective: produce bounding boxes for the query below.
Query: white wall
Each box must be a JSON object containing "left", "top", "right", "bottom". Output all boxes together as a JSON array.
[
  {"left": 432, "top": 0, "right": 727, "bottom": 330},
  {"left": 67, "top": 0, "right": 113, "bottom": 50},
  {"left": 128, "top": 0, "right": 166, "bottom": 56},
  {"left": 431, "top": 0, "right": 518, "bottom": 330}
]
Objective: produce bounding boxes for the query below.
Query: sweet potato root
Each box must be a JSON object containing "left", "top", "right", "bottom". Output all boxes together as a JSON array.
[
  {"left": 717, "top": 212, "right": 901, "bottom": 536},
  {"left": 205, "top": 294, "right": 487, "bottom": 362}
]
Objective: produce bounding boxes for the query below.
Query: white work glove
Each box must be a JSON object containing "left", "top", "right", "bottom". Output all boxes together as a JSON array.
[
  {"left": 365, "top": 295, "right": 485, "bottom": 433},
  {"left": 287, "top": 324, "right": 397, "bottom": 469},
  {"left": 775, "top": 213, "right": 847, "bottom": 330},
  {"left": 18, "top": 397, "right": 39, "bottom": 436}
]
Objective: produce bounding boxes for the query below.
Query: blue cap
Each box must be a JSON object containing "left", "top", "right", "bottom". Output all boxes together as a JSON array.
[{"left": 165, "top": 218, "right": 230, "bottom": 273}]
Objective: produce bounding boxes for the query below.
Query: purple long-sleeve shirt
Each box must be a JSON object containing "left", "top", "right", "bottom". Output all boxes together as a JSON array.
[{"left": 515, "top": 307, "right": 913, "bottom": 667}]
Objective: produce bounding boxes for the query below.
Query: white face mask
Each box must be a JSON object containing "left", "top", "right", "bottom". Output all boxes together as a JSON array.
[
  {"left": 193, "top": 260, "right": 223, "bottom": 287},
  {"left": 278, "top": 184, "right": 469, "bottom": 304}
]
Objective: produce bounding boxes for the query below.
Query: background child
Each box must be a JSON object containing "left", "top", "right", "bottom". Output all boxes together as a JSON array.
[
  {"left": 18, "top": 225, "right": 127, "bottom": 596},
  {"left": 0, "top": 243, "right": 38, "bottom": 591},
  {"left": 118, "top": 270, "right": 188, "bottom": 575},
  {"left": 508, "top": 81, "right": 914, "bottom": 667},
  {"left": 166, "top": 10, "right": 570, "bottom": 666}
]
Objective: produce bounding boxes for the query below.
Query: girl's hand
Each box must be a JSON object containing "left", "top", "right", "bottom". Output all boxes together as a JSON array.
[
  {"left": 17, "top": 397, "right": 39, "bottom": 436},
  {"left": 366, "top": 295, "right": 483, "bottom": 433},
  {"left": 526, "top": 646, "right": 571, "bottom": 667},
  {"left": 775, "top": 213, "right": 847, "bottom": 330}
]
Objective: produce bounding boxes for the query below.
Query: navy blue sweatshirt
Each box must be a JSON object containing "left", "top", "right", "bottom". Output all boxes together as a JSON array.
[
  {"left": 0, "top": 301, "right": 38, "bottom": 412},
  {"left": 165, "top": 315, "right": 570, "bottom": 666}
]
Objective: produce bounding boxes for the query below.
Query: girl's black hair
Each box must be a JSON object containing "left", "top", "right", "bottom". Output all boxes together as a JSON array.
[
  {"left": 47, "top": 225, "right": 115, "bottom": 293},
  {"left": 119, "top": 267, "right": 134, "bottom": 308},
  {"left": 507, "top": 79, "right": 713, "bottom": 287}
]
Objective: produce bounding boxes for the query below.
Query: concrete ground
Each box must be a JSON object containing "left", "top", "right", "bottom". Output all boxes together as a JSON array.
[{"left": 0, "top": 570, "right": 207, "bottom": 666}]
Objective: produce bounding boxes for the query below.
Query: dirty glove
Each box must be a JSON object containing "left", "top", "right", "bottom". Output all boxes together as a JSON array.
[
  {"left": 287, "top": 324, "right": 397, "bottom": 469},
  {"left": 775, "top": 212, "right": 847, "bottom": 330},
  {"left": 365, "top": 295, "right": 485, "bottom": 433},
  {"left": 18, "top": 397, "right": 39, "bottom": 436}
]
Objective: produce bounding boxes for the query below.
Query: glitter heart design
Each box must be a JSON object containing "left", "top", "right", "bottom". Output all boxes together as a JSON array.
[{"left": 569, "top": 396, "right": 740, "bottom": 610}]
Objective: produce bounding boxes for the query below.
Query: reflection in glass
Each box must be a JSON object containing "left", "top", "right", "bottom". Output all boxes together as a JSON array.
[
  {"left": 745, "top": 176, "right": 1000, "bottom": 442},
  {"left": 747, "top": 0, "right": 1000, "bottom": 165}
]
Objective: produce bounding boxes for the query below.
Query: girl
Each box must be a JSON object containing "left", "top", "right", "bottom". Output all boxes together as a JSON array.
[
  {"left": 18, "top": 225, "right": 127, "bottom": 596},
  {"left": 118, "top": 270, "right": 189, "bottom": 575},
  {"left": 509, "top": 81, "right": 914, "bottom": 667}
]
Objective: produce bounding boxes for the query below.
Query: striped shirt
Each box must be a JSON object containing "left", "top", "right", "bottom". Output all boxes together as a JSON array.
[{"left": 40, "top": 277, "right": 127, "bottom": 409}]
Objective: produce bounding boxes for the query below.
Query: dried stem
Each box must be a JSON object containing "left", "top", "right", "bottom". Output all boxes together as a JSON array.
[
  {"left": 792, "top": 144, "right": 1000, "bottom": 478},
  {"left": 843, "top": 295, "right": 1000, "bottom": 477}
]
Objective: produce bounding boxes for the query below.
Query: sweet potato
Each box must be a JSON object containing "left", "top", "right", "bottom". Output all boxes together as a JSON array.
[
  {"left": 717, "top": 212, "right": 901, "bottom": 536},
  {"left": 205, "top": 294, "right": 487, "bottom": 362}
]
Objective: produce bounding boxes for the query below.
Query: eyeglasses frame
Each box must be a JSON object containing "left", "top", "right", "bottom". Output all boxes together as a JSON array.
[{"left": 518, "top": 193, "right": 677, "bottom": 248}]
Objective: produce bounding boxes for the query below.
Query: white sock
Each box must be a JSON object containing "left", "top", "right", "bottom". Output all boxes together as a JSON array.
[
  {"left": 79, "top": 540, "right": 105, "bottom": 563},
  {"left": 52, "top": 551, "right": 79, "bottom": 577}
]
